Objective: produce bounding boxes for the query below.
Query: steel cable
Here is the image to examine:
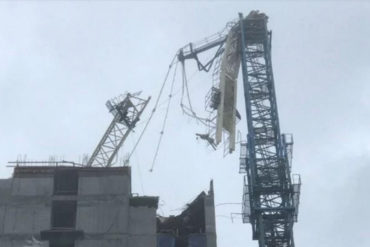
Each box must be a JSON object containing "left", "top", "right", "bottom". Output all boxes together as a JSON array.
[
  {"left": 149, "top": 61, "right": 179, "bottom": 172},
  {"left": 127, "top": 53, "right": 178, "bottom": 162}
]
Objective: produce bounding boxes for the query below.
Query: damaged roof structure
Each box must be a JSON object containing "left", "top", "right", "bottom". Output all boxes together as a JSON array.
[
  {"left": 0, "top": 165, "right": 216, "bottom": 247},
  {"left": 157, "top": 181, "right": 216, "bottom": 247}
]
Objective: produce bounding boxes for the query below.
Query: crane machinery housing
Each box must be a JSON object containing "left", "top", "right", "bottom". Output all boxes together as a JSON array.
[{"left": 178, "top": 11, "right": 301, "bottom": 247}]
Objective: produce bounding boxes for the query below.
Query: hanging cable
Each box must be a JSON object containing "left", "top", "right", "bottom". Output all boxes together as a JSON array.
[
  {"left": 149, "top": 60, "right": 179, "bottom": 172},
  {"left": 135, "top": 67, "right": 201, "bottom": 128},
  {"left": 180, "top": 61, "right": 212, "bottom": 126},
  {"left": 127, "top": 53, "right": 178, "bottom": 162},
  {"left": 129, "top": 21, "right": 237, "bottom": 167}
]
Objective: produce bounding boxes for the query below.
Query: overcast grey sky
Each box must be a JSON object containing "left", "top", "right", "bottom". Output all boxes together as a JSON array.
[{"left": 1, "top": 1, "right": 370, "bottom": 247}]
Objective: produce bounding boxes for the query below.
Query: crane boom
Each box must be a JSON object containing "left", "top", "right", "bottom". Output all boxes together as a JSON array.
[
  {"left": 178, "top": 36, "right": 227, "bottom": 61},
  {"left": 86, "top": 93, "right": 150, "bottom": 167}
]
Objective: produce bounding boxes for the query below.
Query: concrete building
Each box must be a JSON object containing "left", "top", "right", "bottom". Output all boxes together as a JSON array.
[{"left": 0, "top": 165, "right": 217, "bottom": 247}]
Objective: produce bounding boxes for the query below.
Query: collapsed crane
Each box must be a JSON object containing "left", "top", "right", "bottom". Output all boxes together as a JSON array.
[
  {"left": 87, "top": 92, "right": 150, "bottom": 167},
  {"left": 9, "top": 92, "right": 150, "bottom": 168},
  {"left": 178, "top": 11, "right": 301, "bottom": 247}
]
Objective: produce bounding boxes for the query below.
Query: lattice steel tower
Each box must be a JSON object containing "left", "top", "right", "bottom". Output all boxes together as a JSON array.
[
  {"left": 177, "top": 10, "right": 301, "bottom": 247},
  {"left": 238, "top": 12, "right": 301, "bottom": 247}
]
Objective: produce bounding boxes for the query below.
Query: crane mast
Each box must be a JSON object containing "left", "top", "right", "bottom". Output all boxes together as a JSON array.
[
  {"left": 178, "top": 11, "right": 301, "bottom": 247},
  {"left": 238, "top": 12, "right": 301, "bottom": 247}
]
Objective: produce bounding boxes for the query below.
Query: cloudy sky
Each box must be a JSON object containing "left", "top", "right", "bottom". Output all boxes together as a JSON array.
[{"left": 1, "top": 1, "right": 370, "bottom": 247}]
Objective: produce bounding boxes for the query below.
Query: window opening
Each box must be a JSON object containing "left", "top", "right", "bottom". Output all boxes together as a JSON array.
[{"left": 51, "top": 200, "right": 77, "bottom": 229}]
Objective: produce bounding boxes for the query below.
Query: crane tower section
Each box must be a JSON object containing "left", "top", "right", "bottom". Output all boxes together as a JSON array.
[
  {"left": 86, "top": 93, "right": 150, "bottom": 167},
  {"left": 238, "top": 12, "right": 301, "bottom": 247}
]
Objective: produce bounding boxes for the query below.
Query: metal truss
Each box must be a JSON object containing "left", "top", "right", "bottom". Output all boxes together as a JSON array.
[
  {"left": 86, "top": 93, "right": 150, "bottom": 167},
  {"left": 238, "top": 12, "right": 301, "bottom": 247}
]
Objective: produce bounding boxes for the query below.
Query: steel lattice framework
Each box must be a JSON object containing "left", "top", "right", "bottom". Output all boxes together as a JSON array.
[
  {"left": 238, "top": 12, "right": 300, "bottom": 247},
  {"left": 86, "top": 93, "right": 150, "bottom": 167},
  {"left": 176, "top": 11, "right": 301, "bottom": 247}
]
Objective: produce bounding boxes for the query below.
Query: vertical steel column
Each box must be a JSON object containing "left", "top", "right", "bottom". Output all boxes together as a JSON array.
[
  {"left": 239, "top": 12, "right": 258, "bottom": 236},
  {"left": 238, "top": 12, "right": 298, "bottom": 247}
]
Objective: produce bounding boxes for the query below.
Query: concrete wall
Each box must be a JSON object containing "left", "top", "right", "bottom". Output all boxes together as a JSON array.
[
  {"left": 76, "top": 171, "right": 131, "bottom": 234},
  {"left": 76, "top": 238, "right": 126, "bottom": 247},
  {"left": 76, "top": 198, "right": 129, "bottom": 234},
  {"left": 0, "top": 179, "right": 11, "bottom": 197},
  {"left": 5, "top": 175, "right": 52, "bottom": 235},
  {"left": 0, "top": 179, "right": 11, "bottom": 234},
  {"left": 0, "top": 240, "right": 44, "bottom": 247},
  {"left": 0, "top": 167, "right": 161, "bottom": 247},
  {"left": 128, "top": 235, "right": 156, "bottom": 247},
  {"left": 128, "top": 206, "right": 157, "bottom": 247},
  {"left": 3, "top": 204, "right": 50, "bottom": 234},
  {"left": 128, "top": 206, "right": 156, "bottom": 235},
  {"left": 0, "top": 177, "right": 50, "bottom": 247},
  {"left": 204, "top": 195, "right": 217, "bottom": 247},
  {"left": 12, "top": 177, "right": 53, "bottom": 196},
  {"left": 75, "top": 168, "right": 151, "bottom": 247},
  {"left": 0, "top": 178, "right": 51, "bottom": 234},
  {"left": 78, "top": 173, "right": 131, "bottom": 196},
  {"left": 76, "top": 170, "right": 132, "bottom": 247},
  {"left": 205, "top": 183, "right": 217, "bottom": 247}
]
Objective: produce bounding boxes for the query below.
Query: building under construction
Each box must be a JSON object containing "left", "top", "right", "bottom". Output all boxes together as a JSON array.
[{"left": 0, "top": 165, "right": 216, "bottom": 247}]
